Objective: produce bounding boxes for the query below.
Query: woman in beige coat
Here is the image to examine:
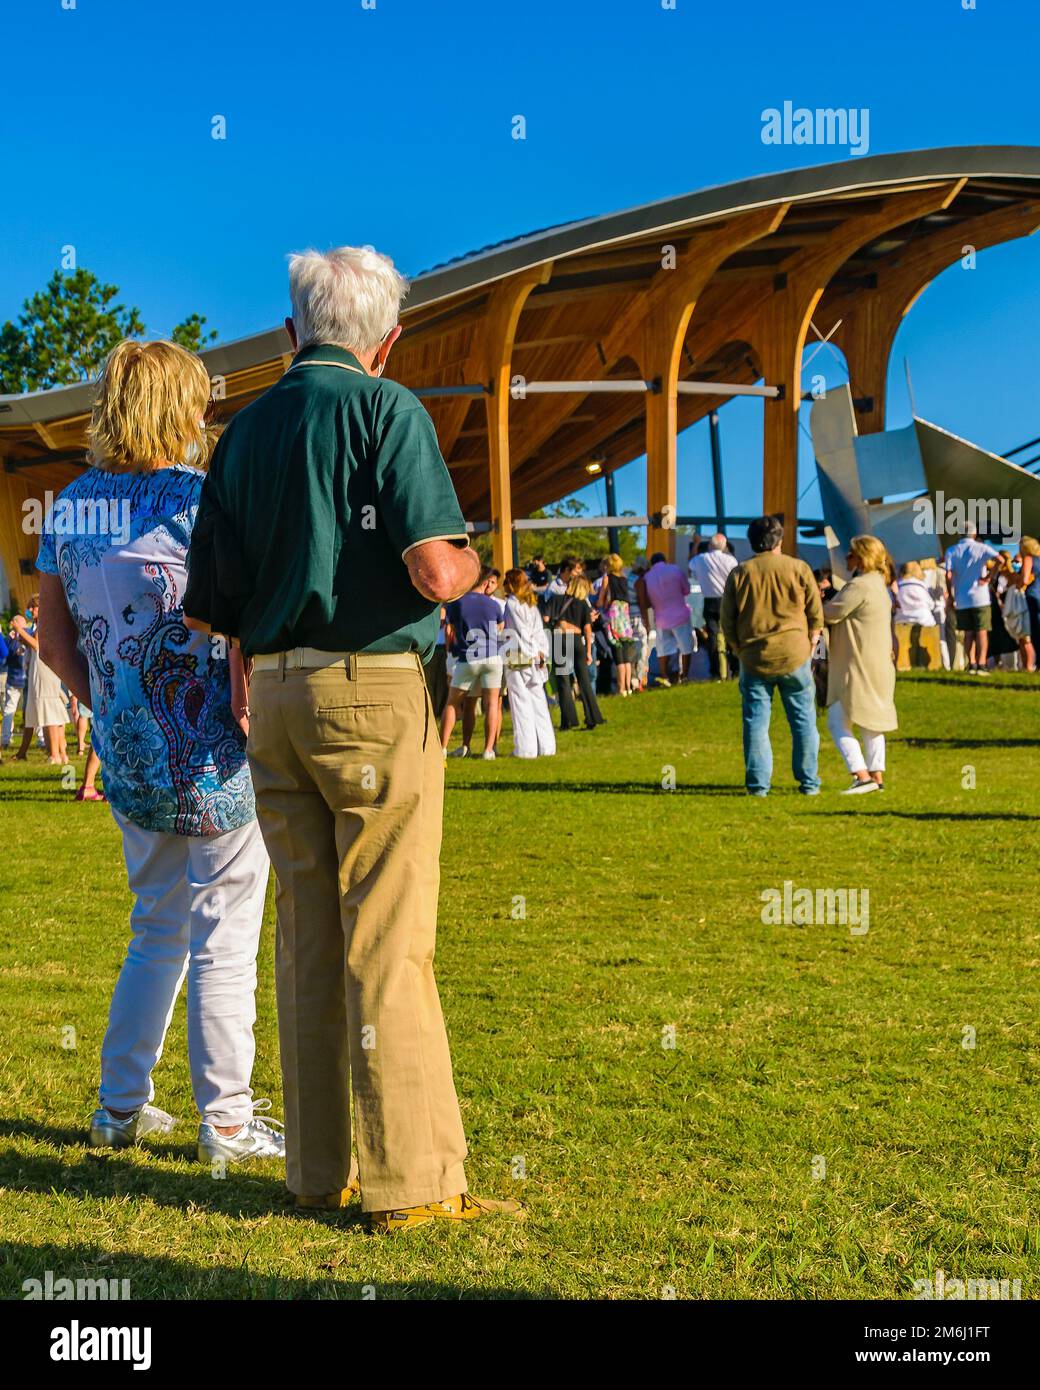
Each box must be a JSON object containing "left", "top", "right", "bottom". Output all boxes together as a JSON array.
[{"left": 824, "top": 535, "right": 897, "bottom": 796}]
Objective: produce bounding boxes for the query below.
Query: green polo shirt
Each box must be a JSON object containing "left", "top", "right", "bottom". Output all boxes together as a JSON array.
[{"left": 193, "top": 345, "right": 468, "bottom": 660}]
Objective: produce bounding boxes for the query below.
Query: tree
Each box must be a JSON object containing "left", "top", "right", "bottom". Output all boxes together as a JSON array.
[
  {"left": 0, "top": 269, "right": 144, "bottom": 394},
  {"left": 473, "top": 496, "right": 642, "bottom": 568},
  {"left": 0, "top": 269, "right": 217, "bottom": 395},
  {"left": 171, "top": 313, "right": 218, "bottom": 353}
]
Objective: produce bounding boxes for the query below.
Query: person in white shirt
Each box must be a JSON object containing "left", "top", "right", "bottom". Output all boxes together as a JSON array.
[
  {"left": 894, "top": 560, "right": 939, "bottom": 669},
  {"left": 944, "top": 522, "right": 1001, "bottom": 673},
  {"left": 689, "top": 534, "right": 738, "bottom": 680},
  {"left": 501, "top": 569, "right": 556, "bottom": 758}
]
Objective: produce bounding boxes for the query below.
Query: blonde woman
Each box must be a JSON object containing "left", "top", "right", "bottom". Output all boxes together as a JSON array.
[
  {"left": 1010, "top": 535, "right": 1040, "bottom": 670},
  {"left": 594, "top": 552, "right": 637, "bottom": 695},
  {"left": 824, "top": 535, "right": 898, "bottom": 795},
  {"left": 546, "top": 573, "right": 605, "bottom": 730},
  {"left": 36, "top": 340, "right": 280, "bottom": 1165},
  {"left": 502, "top": 568, "right": 556, "bottom": 758}
]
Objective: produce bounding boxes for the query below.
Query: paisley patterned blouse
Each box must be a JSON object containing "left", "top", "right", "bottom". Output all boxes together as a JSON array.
[{"left": 36, "top": 465, "right": 255, "bottom": 836}]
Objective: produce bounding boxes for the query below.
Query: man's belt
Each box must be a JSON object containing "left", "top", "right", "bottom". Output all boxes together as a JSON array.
[{"left": 251, "top": 648, "right": 419, "bottom": 673}]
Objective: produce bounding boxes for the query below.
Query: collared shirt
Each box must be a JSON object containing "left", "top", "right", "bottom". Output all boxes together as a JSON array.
[
  {"left": 689, "top": 548, "right": 738, "bottom": 600},
  {"left": 643, "top": 561, "right": 691, "bottom": 629},
  {"left": 189, "top": 345, "right": 468, "bottom": 660},
  {"left": 945, "top": 537, "right": 1000, "bottom": 610},
  {"left": 455, "top": 591, "right": 505, "bottom": 660},
  {"left": 36, "top": 465, "right": 254, "bottom": 836}
]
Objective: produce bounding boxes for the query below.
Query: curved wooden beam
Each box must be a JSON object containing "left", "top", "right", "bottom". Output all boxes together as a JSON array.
[
  {"left": 750, "top": 180, "right": 966, "bottom": 547},
  {"left": 823, "top": 200, "right": 1040, "bottom": 432}
]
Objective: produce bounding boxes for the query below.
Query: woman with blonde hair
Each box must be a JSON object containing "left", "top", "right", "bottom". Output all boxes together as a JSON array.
[
  {"left": 546, "top": 572, "right": 605, "bottom": 730},
  {"left": 502, "top": 568, "right": 556, "bottom": 758},
  {"left": 594, "top": 552, "right": 637, "bottom": 695},
  {"left": 1009, "top": 535, "right": 1040, "bottom": 670},
  {"left": 823, "top": 534, "right": 898, "bottom": 795},
  {"left": 35, "top": 339, "right": 281, "bottom": 1165}
]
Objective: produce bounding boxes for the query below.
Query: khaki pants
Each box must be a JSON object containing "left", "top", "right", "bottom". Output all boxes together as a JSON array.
[{"left": 247, "top": 653, "right": 467, "bottom": 1211}]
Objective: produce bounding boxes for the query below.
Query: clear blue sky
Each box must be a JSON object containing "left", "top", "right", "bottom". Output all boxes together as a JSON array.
[{"left": 4, "top": 0, "right": 1039, "bottom": 528}]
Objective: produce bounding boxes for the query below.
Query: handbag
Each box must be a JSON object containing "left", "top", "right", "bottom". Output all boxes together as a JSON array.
[{"left": 1002, "top": 585, "right": 1030, "bottom": 642}]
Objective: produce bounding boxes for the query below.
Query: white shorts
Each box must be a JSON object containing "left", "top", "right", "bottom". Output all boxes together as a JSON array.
[
  {"left": 451, "top": 656, "right": 504, "bottom": 692},
  {"left": 657, "top": 619, "right": 694, "bottom": 658}
]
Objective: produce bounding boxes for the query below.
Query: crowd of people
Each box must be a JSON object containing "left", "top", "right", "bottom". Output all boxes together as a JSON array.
[{"left": 5, "top": 238, "right": 1036, "bottom": 1238}]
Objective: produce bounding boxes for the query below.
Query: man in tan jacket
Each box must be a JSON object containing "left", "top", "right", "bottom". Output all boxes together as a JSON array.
[{"left": 720, "top": 515, "right": 823, "bottom": 797}]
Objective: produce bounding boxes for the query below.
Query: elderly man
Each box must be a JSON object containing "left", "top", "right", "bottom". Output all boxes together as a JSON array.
[
  {"left": 185, "top": 246, "right": 519, "bottom": 1232},
  {"left": 720, "top": 515, "right": 823, "bottom": 797},
  {"left": 689, "top": 533, "right": 738, "bottom": 680}
]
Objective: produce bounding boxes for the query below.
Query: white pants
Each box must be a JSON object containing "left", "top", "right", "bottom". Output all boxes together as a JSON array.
[
  {"left": 506, "top": 666, "right": 556, "bottom": 758},
  {"left": 101, "top": 811, "right": 270, "bottom": 1127},
  {"left": 1, "top": 683, "right": 22, "bottom": 746},
  {"left": 827, "top": 701, "right": 885, "bottom": 775}
]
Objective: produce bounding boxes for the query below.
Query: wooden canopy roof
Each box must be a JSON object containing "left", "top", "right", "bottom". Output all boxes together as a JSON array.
[{"left": 3, "top": 146, "right": 1040, "bottom": 598}]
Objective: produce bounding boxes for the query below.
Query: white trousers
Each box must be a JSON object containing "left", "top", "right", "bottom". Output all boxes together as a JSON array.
[
  {"left": 506, "top": 666, "right": 556, "bottom": 758},
  {"left": 1, "top": 683, "right": 22, "bottom": 747},
  {"left": 101, "top": 811, "right": 270, "bottom": 1127},
  {"left": 827, "top": 701, "right": 885, "bottom": 775}
]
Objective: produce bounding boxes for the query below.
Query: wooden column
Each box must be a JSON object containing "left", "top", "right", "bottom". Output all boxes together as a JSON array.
[
  {"left": 639, "top": 206, "right": 790, "bottom": 559},
  {"left": 0, "top": 471, "right": 40, "bottom": 611},
  {"left": 755, "top": 181, "right": 966, "bottom": 550},
  {"left": 481, "top": 264, "right": 552, "bottom": 575}
]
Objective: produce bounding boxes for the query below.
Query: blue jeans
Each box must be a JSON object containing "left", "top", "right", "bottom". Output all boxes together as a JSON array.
[{"left": 738, "top": 660, "right": 820, "bottom": 795}]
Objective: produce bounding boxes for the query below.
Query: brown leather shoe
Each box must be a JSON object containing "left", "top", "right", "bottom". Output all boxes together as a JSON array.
[
  {"left": 295, "top": 1178, "right": 361, "bottom": 1209},
  {"left": 367, "top": 1191, "right": 524, "bottom": 1234}
]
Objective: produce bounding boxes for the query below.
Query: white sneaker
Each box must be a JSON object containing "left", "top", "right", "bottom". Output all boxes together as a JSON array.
[
  {"left": 841, "top": 780, "right": 879, "bottom": 795},
  {"left": 197, "top": 1099, "right": 285, "bottom": 1164},
  {"left": 89, "top": 1103, "right": 178, "bottom": 1150},
  {"left": 447, "top": 746, "right": 469, "bottom": 759},
  {"left": 482, "top": 749, "right": 496, "bottom": 760}
]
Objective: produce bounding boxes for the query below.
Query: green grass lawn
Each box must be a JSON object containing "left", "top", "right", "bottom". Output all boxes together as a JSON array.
[{"left": 1, "top": 671, "right": 1038, "bottom": 1300}]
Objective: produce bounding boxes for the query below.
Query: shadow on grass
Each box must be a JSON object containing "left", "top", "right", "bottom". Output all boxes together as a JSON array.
[
  {"left": 815, "top": 809, "right": 1040, "bottom": 822},
  {"left": 899, "top": 674, "right": 1039, "bottom": 693},
  {"left": 0, "top": 1136, "right": 293, "bottom": 1222},
  {"left": 2, "top": 1239, "right": 547, "bottom": 1299},
  {"left": 0, "top": 1123, "right": 530, "bottom": 1255},
  {"left": 893, "top": 736, "right": 1040, "bottom": 749},
  {"left": 447, "top": 780, "right": 748, "bottom": 796},
  {"left": 0, "top": 790, "right": 86, "bottom": 803}
]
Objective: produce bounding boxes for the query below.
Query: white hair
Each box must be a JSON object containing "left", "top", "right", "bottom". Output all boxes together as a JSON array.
[
  {"left": 964, "top": 519, "right": 978, "bottom": 538},
  {"left": 709, "top": 532, "right": 728, "bottom": 550},
  {"left": 287, "top": 245, "right": 408, "bottom": 353}
]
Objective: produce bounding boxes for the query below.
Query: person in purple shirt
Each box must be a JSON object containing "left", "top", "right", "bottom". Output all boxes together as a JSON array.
[
  {"left": 439, "top": 566, "right": 506, "bottom": 759},
  {"left": 638, "top": 552, "right": 694, "bottom": 683}
]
